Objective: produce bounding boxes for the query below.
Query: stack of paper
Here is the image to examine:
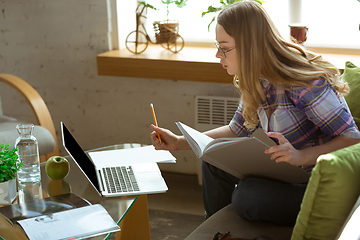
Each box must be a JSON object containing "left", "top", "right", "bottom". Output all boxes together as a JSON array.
[{"left": 88, "top": 145, "right": 176, "bottom": 167}]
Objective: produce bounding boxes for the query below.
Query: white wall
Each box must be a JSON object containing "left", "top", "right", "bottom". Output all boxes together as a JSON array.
[{"left": 0, "top": 0, "right": 238, "bottom": 174}]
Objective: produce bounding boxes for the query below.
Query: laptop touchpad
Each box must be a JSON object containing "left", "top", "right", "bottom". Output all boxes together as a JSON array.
[{"left": 133, "top": 163, "right": 160, "bottom": 173}]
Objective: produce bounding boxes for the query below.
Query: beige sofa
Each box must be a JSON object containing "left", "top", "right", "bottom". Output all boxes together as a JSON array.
[{"left": 186, "top": 203, "right": 293, "bottom": 239}]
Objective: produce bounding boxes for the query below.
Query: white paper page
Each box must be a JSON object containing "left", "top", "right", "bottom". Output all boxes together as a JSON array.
[
  {"left": 88, "top": 145, "right": 176, "bottom": 168},
  {"left": 18, "top": 204, "right": 120, "bottom": 240},
  {"left": 204, "top": 128, "right": 275, "bottom": 153},
  {"left": 176, "top": 122, "right": 214, "bottom": 158},
  {"left": 204, "top": 137, "right": 253, "bottom": 153}
]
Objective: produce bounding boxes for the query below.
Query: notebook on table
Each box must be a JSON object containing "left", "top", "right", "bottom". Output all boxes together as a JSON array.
[{"left": 60, "top": 122, "right": 168, "bottom": 197}]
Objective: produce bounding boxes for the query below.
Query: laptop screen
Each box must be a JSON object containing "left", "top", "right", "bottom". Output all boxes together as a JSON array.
[{"left": 61, "top": 122, "right": 101, "bottom": 194}]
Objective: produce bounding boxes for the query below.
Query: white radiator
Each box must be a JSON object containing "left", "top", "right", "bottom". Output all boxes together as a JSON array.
[{"left": 194, "top": 95, "right": 240, "bottom": 184}]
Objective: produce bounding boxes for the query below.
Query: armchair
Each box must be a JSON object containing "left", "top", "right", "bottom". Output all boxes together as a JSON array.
[{"left": 0, "top": 74, "right": 58, "bottom": 162}]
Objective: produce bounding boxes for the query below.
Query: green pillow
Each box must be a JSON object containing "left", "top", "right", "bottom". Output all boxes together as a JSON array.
[
  {"left": 342, "top": 61, "right": 360, "bottom": 129},
  {"left": 291, "top": 143, "right": 360, "bottom": 240}
]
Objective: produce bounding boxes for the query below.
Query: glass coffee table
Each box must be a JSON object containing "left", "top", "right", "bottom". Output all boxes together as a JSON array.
[{"left": 0, "top": 143, "right": 151, "bottom": 240}]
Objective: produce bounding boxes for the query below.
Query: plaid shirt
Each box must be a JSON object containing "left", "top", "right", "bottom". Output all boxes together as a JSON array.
[{"left": 229, "top": 78, "right": 360, "bottom": 151}]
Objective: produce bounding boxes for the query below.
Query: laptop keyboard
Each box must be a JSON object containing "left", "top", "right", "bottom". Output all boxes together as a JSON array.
[{"left": 102, "top": 166, "right": 140, "bottom": 193}]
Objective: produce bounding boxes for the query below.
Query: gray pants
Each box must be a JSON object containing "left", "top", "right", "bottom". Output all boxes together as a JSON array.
[{"left": 202, "top": 161, "right": 307, "bottom": 226}]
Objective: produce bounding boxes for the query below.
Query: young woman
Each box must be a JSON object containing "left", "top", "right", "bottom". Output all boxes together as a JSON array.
[{"left": 150, "top": 1, "right": 360, "bottom": 226}]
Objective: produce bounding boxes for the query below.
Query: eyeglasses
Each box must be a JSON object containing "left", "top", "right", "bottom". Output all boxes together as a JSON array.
[{"left": 215, "top": 42, "right": 236, "bottom": 58}]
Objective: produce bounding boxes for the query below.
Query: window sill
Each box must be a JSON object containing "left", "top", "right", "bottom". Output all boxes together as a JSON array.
[
  {"left": 97, "top": 44, "right": 233, "bottom": 83},
  {"left": 96, "top": 45, "right": 360, "bottom": 83}
]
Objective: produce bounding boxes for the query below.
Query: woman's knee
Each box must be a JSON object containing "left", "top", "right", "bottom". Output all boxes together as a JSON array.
[
  {"left": 231, "top": 178, "right": 265, "bottom": 221},
  {"left": 231, "top": 178, "right": 307, "bottom": 225}
]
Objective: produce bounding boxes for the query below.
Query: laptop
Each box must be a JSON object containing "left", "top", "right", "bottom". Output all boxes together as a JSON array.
[{"left": 60, "top": 122, "right": 168, "bottom": 197}]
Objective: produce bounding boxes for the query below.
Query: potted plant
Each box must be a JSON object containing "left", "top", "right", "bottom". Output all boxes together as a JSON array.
[
  {"left": 202, "top": 0, "right": 265, "bottom": 31},
  {"left": 155, "top": 0, "right": 187, "bottom": 51},
  {"left": 160, "top": 0, "right": 188, "bottom": 21},
  {"left": 0, "top": 144, "right": 23, "bottom": 204}
]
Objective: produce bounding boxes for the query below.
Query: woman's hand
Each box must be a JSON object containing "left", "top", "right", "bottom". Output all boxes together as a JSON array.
[
  {"left": 150, "top": 124, "right": 190, "bottom": 151},
  {"left": 264, "top": 132, "right": 306, "bottom": 166},
  {"left": 265, "top": 132, "right": 360, "bottom": 167}
]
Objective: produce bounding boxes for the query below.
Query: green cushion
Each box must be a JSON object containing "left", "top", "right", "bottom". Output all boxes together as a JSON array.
[
  {"left": 342, "top": 61, "right": 360, "bottom": 129},
  {"left": 291, "top": 143, "right": 360, "bottom": 240}
]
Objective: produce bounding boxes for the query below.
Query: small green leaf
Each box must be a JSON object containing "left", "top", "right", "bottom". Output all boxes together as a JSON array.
[
  {"left": 202, "top": 0, "right": 264, "bottom": 31},
  {"left": 255, "top": 0, "right": 266, "bottom": 4},
  {"left": 208, "top": 16, "right": 216, "bottom": 32},
  {"left": 137, "top": 1, "right": 157, "bottom": 11}
]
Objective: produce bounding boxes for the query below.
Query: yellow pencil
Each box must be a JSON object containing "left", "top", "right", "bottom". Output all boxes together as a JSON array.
[{"left": 150, "top": 103, "right": 162, "bottom": 143}]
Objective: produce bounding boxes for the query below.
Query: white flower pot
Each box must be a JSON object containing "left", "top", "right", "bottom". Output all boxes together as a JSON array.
[{"left": 0, "top": 179, "right": 17, "bottom": 204}]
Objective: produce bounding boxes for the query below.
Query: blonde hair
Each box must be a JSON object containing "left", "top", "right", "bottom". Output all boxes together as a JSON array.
[{"left": 217, "top": 1, "right": 349, "bottom": 130}]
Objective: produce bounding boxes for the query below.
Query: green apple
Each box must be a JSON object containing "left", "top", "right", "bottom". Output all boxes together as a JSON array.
[{"left": 45, "top": 156, "right": 70, "bottom": 180}]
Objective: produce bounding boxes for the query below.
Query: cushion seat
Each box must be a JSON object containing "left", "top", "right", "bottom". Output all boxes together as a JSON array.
[{"left": 185, "top": 204, "right": 293, "bottom": 240}]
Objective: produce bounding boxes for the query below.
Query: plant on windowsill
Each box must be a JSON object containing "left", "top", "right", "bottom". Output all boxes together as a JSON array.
[
  {"left": 160, "top": 0, "right": 188, "bottom": 22},
  {"left": 139, "top": 0, "right": 188, "bottom": 20},
  {"left": 202, "top": 0, "right": 265, "bottom": 31},
  {"left": 154, "top": 0, "right": 188, "bottom": 51},
  {"left": 0, "top": 144, "right": 23, "bottom": 204}
]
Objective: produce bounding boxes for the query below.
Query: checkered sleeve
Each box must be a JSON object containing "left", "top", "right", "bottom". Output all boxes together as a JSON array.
[
  {"left": 288, "top": 79, "right": 360, "bottom": 139},
  {"left": 229, "top": 100, "right": 260, "bottom": 137}
]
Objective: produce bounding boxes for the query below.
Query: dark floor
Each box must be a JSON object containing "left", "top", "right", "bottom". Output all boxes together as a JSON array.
[
  {"left": 149, "top": 209, "right": 205, "bottom": 240},
  {"left": 147, "top": 172, "right": 205, "bottom": 240}
]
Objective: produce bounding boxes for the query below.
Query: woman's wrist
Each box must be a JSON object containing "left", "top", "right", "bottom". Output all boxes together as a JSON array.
[
  {"left": 176, "top": 135, "right": 191, "bottom": 150},
  {"left": 297, "top": 149, "right": 314, "bottom": 166}
]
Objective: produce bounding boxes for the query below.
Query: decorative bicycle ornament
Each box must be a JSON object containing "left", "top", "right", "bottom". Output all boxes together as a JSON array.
[{"left": 125, "top": 3, "right": 185, "bottom": 54}]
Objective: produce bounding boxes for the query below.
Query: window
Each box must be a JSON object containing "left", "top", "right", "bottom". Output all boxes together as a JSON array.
[
  {"left": 116, "top": 0, "right": 138, "bottom": 50},
  {"left": 116, "top": 0, "right": 360, "bottom": 50},
  {"left": 301, "top": 0, "right": 360, "bottom": 48},
  {"left": 142, "top": 0, "right": 216, "bottom": 43}
]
